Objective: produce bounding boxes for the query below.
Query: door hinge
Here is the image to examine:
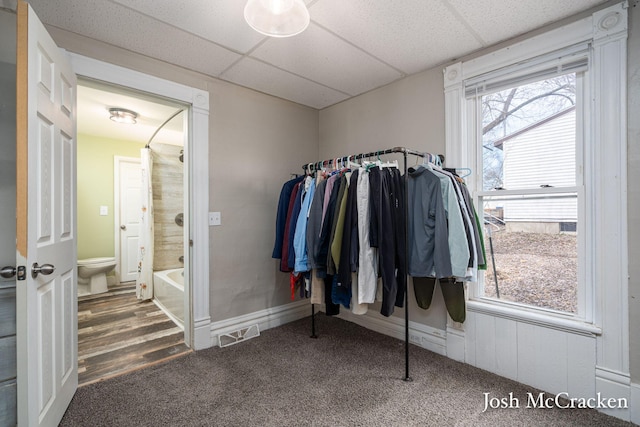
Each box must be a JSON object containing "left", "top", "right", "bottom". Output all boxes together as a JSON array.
[{"left": 16, "top": 266, "right": 26, "bottom": 281}]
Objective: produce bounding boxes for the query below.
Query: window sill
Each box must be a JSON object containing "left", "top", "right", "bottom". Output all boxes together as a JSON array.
[{"left": 466, "top": 298, "right": 601, "bottom": 337}]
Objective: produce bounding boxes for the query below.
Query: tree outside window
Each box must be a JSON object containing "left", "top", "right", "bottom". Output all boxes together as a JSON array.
[{"left": 479, "top": 73, "right": 578, "bottom": 313}]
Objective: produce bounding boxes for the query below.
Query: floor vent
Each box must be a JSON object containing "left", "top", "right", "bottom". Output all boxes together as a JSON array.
[{"left": 218, "top": 324, "right": 260, "bottom": 348}]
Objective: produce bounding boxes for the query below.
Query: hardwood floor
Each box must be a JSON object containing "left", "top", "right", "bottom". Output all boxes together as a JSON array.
[{"left": 77, "top": 282, "right": 191, "bottom": 386}]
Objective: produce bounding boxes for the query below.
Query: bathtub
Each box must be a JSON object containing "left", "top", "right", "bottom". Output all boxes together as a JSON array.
[{"left": 153, "top": 268, "right": 184, "bottom": 329}]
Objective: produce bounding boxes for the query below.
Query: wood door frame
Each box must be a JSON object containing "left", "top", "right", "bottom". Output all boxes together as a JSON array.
[
  {"left": 113, "top": 156, "right": 141, "bottom": 285},
  {"left": 70, "top": 54, "right": 211, "bottom": 351}
]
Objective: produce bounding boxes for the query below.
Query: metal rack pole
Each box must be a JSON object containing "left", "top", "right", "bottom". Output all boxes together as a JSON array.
[
  {"left": 310, "top": 304, "right": 318, "bottom": 338},
  {"left": 403, "top": 149, "right": 412, "bottom": 382}
]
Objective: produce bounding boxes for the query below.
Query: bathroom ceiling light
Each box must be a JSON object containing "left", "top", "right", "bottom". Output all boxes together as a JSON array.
[
  {"left": 109, "top": 108, "right": 138, "bottom": 124},
  {"left": 244, "top": 0, "right": 310, "bottom": 38}
]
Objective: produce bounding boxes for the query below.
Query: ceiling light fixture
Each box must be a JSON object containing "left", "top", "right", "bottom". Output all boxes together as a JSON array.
[
  {"left": 244, "top": 0, "right": 310, "bottom": 38},
  {"left": 109, "top": 108, "right": 138, "bottom": 124}
]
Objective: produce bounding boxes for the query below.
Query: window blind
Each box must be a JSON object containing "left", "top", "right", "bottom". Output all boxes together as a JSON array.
[{"left": 464, "top": 42, "right": 589, "bottom": 98}]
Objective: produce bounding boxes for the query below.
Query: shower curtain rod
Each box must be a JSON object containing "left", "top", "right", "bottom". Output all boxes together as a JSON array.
[
  {"left": 145, "top": 108, "right": 185, "bottom": 148},
  {"left": 301, "top": 146, "right": 444, "bottom": 171}
]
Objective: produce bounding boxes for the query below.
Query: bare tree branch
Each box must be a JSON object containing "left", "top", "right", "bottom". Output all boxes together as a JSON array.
[{"left": 482, "top": 84, "right": 573, "bottom": 135}]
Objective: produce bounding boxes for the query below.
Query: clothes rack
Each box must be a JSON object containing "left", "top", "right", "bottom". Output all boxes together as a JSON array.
[{"left": 301, "top": 146, "right": 441, "bottom": 382}]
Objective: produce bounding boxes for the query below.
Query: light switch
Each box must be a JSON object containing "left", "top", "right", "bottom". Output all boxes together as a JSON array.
[
  {"left": 209, "top": 211, "right": 221, "bottom": 226},
  {"left": 100, "top": 206, "right": 108, "bottom": 216}
]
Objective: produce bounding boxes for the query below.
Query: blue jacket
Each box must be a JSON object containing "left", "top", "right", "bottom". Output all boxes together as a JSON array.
[{"left": 293, "top": 178, "right": 315, "bottom": 273}]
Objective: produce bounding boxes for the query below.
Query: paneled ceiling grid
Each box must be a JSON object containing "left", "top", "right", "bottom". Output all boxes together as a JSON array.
[{"left": 28, "top": 0, "right": 609, "bottom": 109}]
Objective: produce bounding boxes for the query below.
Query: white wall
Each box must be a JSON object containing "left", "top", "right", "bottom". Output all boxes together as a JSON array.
[{"left": 627, "top": 0, "right": 640, "bottom": 385}]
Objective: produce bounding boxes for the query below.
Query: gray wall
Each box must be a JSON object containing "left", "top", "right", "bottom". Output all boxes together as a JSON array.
[
  {"left": 627, "top": 0, "right": 640, "bottom": 383},
  {"left": 319, "top": 68, "right": 449, "bottom": 330},
  {"left": 45, "top": 27, "right": 319, "bottom": 323},
  {"left": 209, "top": 86, "right": 318, "bottom": 320}
]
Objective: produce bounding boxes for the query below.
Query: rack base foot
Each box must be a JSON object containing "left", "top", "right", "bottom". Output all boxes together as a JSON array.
[
  {"left": 403, "top": 377, "right": 413, "bottom": 382},
  {"left": 310, "top": 334, "right": 318, "bottom": 339}
]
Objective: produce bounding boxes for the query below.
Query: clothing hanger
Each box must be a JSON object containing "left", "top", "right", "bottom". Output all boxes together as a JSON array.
[
  {"left": 422, "top": 153, "right": 434, "bottom": 170},
  {"left": 364, "top": 152, "right": 379, "bottom": 170},
  {"left": 348, "top": 154, "right": 360, "bottom": 169},
  {"left": 456, "top": 168, "right": 472, "bottom": 178}
]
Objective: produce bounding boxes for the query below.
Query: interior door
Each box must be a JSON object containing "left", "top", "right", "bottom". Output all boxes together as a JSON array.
[
  {"left": 16, "top": 2, "right": 78, "bottom": 426},
  {"left": 117, "top": 157, "right": 141, "bottom": 283}
]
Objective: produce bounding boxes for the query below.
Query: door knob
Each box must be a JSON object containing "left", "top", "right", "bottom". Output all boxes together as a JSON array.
[
  {"left": 0, "top": 266, "right": 16, "bottom": 279},
  {"left": 120, "top": 225, "right": 126, "bottom": 230},
  {"left": 31, "top": 263, "right": 55, "bottom": 279}
]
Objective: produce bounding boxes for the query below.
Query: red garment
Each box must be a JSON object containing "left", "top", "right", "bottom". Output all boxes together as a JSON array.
[{"left": 290, "top": 272, "right": 303, "bottom": 301}]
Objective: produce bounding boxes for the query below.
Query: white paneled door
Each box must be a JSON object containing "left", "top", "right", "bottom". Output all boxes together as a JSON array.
[
  {"left": 116, "top": 157, "right": 141, "bottom": 283},
  {"left": 16, "top": 2, "right": 78, "bottom": 426}
]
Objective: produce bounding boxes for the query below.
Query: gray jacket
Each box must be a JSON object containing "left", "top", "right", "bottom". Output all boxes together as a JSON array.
[{"left": 407, "top": 166, "right": 452, "bottom": 278}]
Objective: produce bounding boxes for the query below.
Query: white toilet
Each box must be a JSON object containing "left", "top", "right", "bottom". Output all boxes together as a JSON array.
[{"left": 77, "top": 257, "right": 117, "bottom": 295}]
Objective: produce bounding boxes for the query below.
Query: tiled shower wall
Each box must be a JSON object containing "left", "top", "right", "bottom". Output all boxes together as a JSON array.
[{"left": 151, "top": 142, "right": 184, "bottom": 272}]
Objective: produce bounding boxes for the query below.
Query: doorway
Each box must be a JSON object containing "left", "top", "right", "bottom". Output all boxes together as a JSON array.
[
  {"left": 70, "top": 54, "right": 212, "bottom": 352},
  {"left": 76, "top": 78, "right": 192, "bottom": 384}
]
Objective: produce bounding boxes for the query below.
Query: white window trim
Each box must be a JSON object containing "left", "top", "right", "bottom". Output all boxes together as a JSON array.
[{"left": 444, "top": 1, "right": 628, "bottom": 375}]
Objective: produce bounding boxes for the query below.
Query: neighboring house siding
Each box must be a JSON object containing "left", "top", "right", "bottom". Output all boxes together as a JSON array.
[{"left": 502, "top": 108, "right": 577, "bottom": 223}]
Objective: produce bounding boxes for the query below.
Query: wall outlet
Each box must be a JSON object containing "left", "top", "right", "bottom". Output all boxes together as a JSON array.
[
  {"left": 209, "top": 211, "right": 221, "bottom": 226},
  {"left": 99, "top": 206, "right": 108, "bottom": 216}
]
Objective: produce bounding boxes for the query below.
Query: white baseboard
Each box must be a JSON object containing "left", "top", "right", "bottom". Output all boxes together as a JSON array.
[
  {"left": 595, "top": 366, "right": 631, "bottom": 421},
  {"left": 193, "top": 316, "right": 212, "bottom": 350},
  {"left": 209, "top": 300, "right": 310, "bottom": 347},
  {"left": 446, "top": 325, "right": 465, "bottom": 362},
  {"left": 337, "top": 309, "right": 446, "bottom": 356}
]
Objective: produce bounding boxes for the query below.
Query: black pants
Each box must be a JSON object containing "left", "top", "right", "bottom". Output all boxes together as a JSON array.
[
  {"left": 369, "top": 167, "right": 397, "bottom": 317},
  {"left": 324, "top": 275, "right": 340, "bottom": 316}
]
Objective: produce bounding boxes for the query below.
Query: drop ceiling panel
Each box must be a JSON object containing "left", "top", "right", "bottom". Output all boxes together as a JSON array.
[
  {"left": 28, "top": 0, "right": 611, "bottom": 110},
  {"left": 250, "top": 22, "right": 404, "bottom": 96},
  {"left": 28, "top": 0, "right": 241, "bottom": 76},
  {"left": 310, "top": 0, "right": 484, "bottom": 75},
  {"left": 109, "top": 0, "right": 266, "bottom": 54},
  {"left": 447, "top": 0, "right": 607, "bottom": 46},
  {"left": 222, "top": 57, "right": 349, "bottom": 109}
]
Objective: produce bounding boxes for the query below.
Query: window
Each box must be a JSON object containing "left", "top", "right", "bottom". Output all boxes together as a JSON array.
[
  {"left": 444, "top": 2, "right": 629, "bottom": 333},
  {"left": 474, "top": 73, "right": 581, "bottom": 314},
  {"left": 457, "top": 46, "right": 589, "bottom": 318}
]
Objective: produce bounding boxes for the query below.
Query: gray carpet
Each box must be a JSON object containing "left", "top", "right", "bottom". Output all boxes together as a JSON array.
[{"left": 61, "top": 315, "right": 634, "bottom": 426}]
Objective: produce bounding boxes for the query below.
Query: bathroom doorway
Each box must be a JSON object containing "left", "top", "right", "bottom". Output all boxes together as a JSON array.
[{"left": 76, "top": 78, "right": 191, "bottom": 384}]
